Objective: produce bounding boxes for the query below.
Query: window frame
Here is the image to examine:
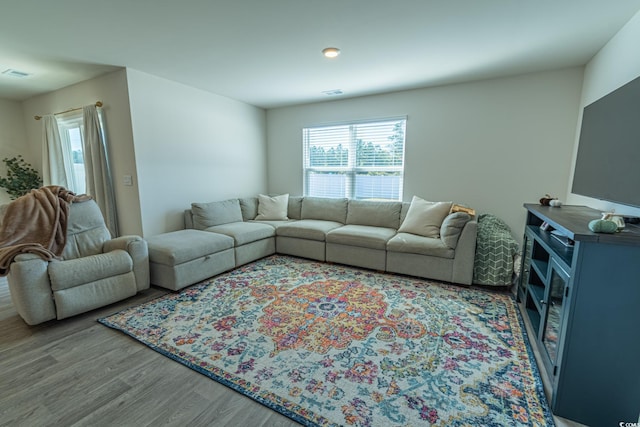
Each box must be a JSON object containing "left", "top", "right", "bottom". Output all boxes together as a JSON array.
[
  {"left": 56, "top": 112, "right": 86, "bottom": 194},
  {"left": 302, "top": 117, "right": 406, "bottom": 201}
]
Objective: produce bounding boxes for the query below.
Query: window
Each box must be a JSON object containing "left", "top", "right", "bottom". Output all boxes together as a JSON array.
[
  {"left": 57, "top": 113, "right": 86, "bottom": 194},
  {"left": 303, "top": 118, "right": 406, "bottom": 200}
]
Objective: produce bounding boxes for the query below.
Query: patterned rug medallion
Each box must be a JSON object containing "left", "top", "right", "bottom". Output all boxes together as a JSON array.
[{"left": 99, "top": 256, "right": 553, "bottom": 426}]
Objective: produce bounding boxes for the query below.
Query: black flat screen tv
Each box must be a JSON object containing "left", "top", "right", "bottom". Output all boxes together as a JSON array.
[{"left": 571, "top": 74, "right": 640, "bottom": 208}]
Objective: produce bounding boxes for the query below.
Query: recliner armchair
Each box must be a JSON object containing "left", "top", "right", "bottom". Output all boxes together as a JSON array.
[{"left": 7, "top": 199, "right": 149, "bottom": 325}]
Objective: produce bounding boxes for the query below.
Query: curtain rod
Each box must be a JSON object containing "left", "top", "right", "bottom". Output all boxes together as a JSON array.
[{"left": 34, "top": 101, "right": 103, "bottom": 120}]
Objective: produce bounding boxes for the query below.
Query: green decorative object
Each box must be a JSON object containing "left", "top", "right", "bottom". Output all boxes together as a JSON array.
[
  {"left": 588, "top": 219, "right": 618, "bottom": 233},
  {"left": 473, "top": 213, "right": 520, "bottom": 286},
  {"left": 0, "top": 156, "right": 43, "bottom": 200}
]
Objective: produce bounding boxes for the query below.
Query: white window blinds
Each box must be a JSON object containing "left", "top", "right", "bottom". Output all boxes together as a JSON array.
[{"left": 303, "top": 118, "right": 406, "bottom": 200}]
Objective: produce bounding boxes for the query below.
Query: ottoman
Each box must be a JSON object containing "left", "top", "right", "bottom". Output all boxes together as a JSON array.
[{"left": 146, "top": 229, "right": 235, "bottom": 290}]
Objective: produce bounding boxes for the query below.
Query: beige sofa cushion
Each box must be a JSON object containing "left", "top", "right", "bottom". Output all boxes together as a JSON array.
[
  {"left": 147, "top": 229, "right": 234, "bottom": 266},
  {"left": 301, "top": 197, "right": 348, "bottom": 223},
  {"left": 239, "top": 197, "right": 258, "bottom": 221},
  {"left": 387, "top": 233, "right": 455, "bottom": 258},
  {"left": 327, "top": 225, "right": 397, "bottom": 250},
  {"left": 191, "top": 199, "right": 243, "bottom": 230},
  {"left": 288, "top": 196, "right": 303, "bottom": 220},
  {"left": 205, "top": 222, "right": 275, "bottom": 246},
  {"left": 277, "top": 219, "right": 343, "bottom": 241},
  {"left": 251, "top": 219, "right": 296, "bottom": 230},
  {"left": 440, "top": 212, "right": 472, "bottom": 249},
  {"left": 398, "top": 196, "right": 452, "bottom": 238},
  {"left": 241, "top": 196, "right": 303, "bottom": 220},
  {"left": 346, "top": 200, "right": 402, "bottom": 229}
]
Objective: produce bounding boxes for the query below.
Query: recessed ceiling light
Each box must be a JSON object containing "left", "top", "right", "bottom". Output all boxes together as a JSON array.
[
  {"left": 2, "top": 68, "right": 31, "bottom": 78},
  {"left": 322, "top": 47, "right": 341, "bottom": 58}
]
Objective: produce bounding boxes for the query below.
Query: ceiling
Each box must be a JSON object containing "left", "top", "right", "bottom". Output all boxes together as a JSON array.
[{"left": 1, "top": 0, "right": 639, "bottom": 109}]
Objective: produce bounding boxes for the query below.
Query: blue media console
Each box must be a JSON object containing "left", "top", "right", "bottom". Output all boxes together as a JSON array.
[{"left": 517, "top": 204, "right": 640, "bottom": 426}]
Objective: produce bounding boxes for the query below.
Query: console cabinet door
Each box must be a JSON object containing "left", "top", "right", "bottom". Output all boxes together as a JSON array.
[
  {"left": 540, "top": 258, "right": 569, "bottom": 380},
  {"left": 517, "top": 232, "right": 533, "bottom": 303}
]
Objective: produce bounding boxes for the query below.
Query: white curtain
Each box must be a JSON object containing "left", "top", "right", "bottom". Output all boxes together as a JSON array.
[
  {"left": 41, "top": 115, "right": 72, "bottom": 188},
  {"left": 82, "top": 105, "right": 119, "bottom": 237}
]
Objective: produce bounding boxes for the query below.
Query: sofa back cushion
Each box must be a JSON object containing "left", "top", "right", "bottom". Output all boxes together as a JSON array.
[
  {"left": 239, "top": 197, "right": 258, "bottom": 221},
  {"left": 191, "top": 199, "right": 243, "bottom": 230},
  {"left": 346, "top": 200, "right": 402, "bottom": 229},
  {"left": 400, "top": 202, "right": 411, "bottom": 222},
  {"left": 301, "top": 197, "right": 348, "bottom": 223},
  {"left": 239, "top": 195, "right": 303, "bottom": 221},
  {"left": 288, "top": 196, "right": 303, "bottom": 220},
  {"left": 440, "top": 212, "right": 472, "bottom": 249}
]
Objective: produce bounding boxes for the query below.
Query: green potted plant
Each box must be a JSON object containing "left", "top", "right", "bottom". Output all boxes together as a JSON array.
[{"left": 0, "top": 155, "right": 43, "bottom": 200}]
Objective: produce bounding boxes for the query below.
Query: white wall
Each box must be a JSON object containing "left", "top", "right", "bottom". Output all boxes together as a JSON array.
[
  {"left": 566, "top": 9, "right": 640, "bottom": 218},
  {"left": 267, "top": 68, "right": 584, "bottom": 239},
  {"left": 21, "top": 69, "right": 143, "bottom": 235},
  {"left": 126, "top": 69, "right": 267, "bottom": 236},
  {"left": 0, "top": 98, "right": 31, "bottom": 204}
]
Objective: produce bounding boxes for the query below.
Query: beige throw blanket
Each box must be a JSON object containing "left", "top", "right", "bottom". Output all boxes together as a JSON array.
[{"left": 0, "top": 186, "right": 91, "bottom": 276}]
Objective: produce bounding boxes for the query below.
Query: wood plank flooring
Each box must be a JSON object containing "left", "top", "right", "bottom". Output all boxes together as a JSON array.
[
  {"left": 0, "top": 276, "right": 585, "bottom": 427},
  {"left": 0, "top": 278, "right": 299, "bottom": 427}
]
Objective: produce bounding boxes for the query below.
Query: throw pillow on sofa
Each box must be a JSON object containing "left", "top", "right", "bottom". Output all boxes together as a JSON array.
[
  {"left": 255, "top": 194, "right": 289, "bottom": 220},
  {"left": 398, "top": 196, "right": 452, "bottom": 238}
]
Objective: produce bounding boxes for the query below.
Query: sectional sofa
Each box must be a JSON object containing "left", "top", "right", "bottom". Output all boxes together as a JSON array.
[{"left": 146, "top": 195, "right": 477, "bottom": 290}]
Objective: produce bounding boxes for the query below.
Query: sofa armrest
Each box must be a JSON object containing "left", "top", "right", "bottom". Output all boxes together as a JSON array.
[
  {"left": 104, "top": 236, "right": 150, "bottom": 291},
  {"left": 7, "top": 255, "right": 56, "bottom": 325},
  {"left": 451, "top": 219, "right": 478, "bottom": 285}
]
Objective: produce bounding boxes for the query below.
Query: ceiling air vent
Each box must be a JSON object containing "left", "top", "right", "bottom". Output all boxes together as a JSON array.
[{"left": 2, "top": 69, "right": 31, "bottom": 78}]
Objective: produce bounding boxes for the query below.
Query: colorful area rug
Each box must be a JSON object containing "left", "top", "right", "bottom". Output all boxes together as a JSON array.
[{"left": 99, "top": 255, "right": 553, "bottom": 426}]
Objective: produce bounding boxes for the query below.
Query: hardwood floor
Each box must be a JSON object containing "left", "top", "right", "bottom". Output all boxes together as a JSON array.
[
  {"left": 1, "top": 277, "right": 586, "bottom": 427},
  {"left": 0, "top": 278, "right": 299, "bottom": 427}
]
